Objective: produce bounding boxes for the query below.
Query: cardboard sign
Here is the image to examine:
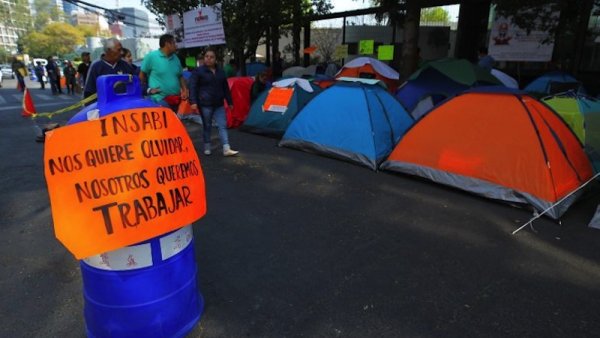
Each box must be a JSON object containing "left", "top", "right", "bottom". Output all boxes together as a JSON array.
[
  {"left": 262, "top": 87, "right": 294, "bottom": 113},
  {"left": 378, "top": 45, "right": 394, "bottom": 61},
  {"left": 185, "top": 56, "right": 196, "bottom": 68},
  {"left": 359, "top": 40, "right": 374, "bottom": 55},
  {"left": 334, "top": 45, "right": 348, "bottom": 59},
  {"left": 44, "top": 108, "right": 206, "bottom": 259}
]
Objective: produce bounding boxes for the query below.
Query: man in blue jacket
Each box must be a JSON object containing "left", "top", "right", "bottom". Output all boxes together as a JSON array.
[
  {"left": 84, "top": 38, "right": 133, "bottom": 99},
  {"left": 189, "top": 48, "right": 239, "bottom": 156}
]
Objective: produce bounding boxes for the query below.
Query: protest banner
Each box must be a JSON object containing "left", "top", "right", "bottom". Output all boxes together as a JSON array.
[
  {"left": 488, "top": 8, "right": 559, "bottom": 62},
  {"left": 183, "top": 3, "right": 226, "bottom": 48}
]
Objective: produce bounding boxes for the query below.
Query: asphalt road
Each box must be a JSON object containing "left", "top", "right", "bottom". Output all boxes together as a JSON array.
[{"left": 1, "top": 78, "right": 600, "bottom": 337}]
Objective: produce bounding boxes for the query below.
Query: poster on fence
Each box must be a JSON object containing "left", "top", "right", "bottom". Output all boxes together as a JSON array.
[
  {"left": 183, "top": 3, "right": 226, "bottom": 48},
  {"left": 488, "top": 7, "right": 559, "bottom": 62}
]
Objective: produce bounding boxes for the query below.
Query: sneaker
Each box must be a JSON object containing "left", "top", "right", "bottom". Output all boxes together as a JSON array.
[
  {"left": 204, "top": 143, "right": 211, "bottom": 155},
  {"left": 223, "top": 148, "right": 239, "bottom": 156}
]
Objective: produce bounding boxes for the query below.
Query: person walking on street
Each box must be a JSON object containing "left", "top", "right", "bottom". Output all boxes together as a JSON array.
[
  {"left": 54, "top": 58, "right": 63, "bottom": 94},
  {"left": 34, "top": 62, "right": 45, "bottom": 90},
  {"left": 84, "top": 38, "right": 133, "bottom": 99},
  {"left": 139, "top": 34, "right": 187, "bottom": 111},
  {"left": 77, "top": 52, "right": 91, "bottom": 92},
  {"left": 11, "top": 57, "right": 27, "bottom": 91},
  {"left": 46, "top": 56, "right": 59, "bottom": 95},
  {"left": 189, "top": 47, "right": 239, "bottom": 157},
  {"left": 63, "top": 61, "right": 77, "bottom": 95}
]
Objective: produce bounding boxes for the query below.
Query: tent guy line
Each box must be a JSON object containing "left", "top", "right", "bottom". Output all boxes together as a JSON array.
[{"left": 512, "top": 172, "right": 600, "bottom": 235}]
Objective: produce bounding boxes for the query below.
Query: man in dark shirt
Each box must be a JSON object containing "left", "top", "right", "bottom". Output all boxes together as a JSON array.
[
  {"left": 84, "top": 38, "right": 133, "bottom": 99},
  {"left": 34, "top": 62, "right": 45, "bottom": 89},
  {"left": 46, "top": 56, "right": 59, "bottom": 95},
  {"left": 77, "top": 52, "right": 91, "bottom": 92}
]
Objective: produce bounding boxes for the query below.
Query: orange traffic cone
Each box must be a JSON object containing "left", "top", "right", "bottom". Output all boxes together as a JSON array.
[{"left": 21, "top": 88, "right": 36, "bottom": 118}]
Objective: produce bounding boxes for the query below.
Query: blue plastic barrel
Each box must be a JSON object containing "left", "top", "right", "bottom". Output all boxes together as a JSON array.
[
  {"left": 69, "top": 74, "right": 160, "bottom": 124},
  {"left": 69, "top": 75, "right": 203, "bottom": 338}
]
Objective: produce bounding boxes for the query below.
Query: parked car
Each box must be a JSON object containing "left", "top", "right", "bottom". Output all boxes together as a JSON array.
[{"left": 1, "top": 65, "right": 14, "bottom": 79}]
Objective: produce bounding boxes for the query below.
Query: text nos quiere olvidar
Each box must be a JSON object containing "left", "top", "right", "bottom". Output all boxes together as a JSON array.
[{"left": 47, "top": 110, "right": 200, "bottom": 235}]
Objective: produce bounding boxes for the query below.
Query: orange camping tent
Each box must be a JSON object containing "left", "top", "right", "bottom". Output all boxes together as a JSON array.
[{"left": 381, "top": 90, "right": 593, "bottom": 219}]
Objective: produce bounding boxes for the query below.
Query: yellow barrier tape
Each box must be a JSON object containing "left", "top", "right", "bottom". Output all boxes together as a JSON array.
[{"left": 31, "top": 93, "right": 98, "bottom": 119}]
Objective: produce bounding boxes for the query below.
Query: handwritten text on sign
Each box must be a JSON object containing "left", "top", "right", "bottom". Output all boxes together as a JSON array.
[{"left": 44, "top": 108, "right": 206, "bottom": 259}]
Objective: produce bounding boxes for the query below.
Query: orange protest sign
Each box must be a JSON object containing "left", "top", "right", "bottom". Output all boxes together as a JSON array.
[
  {"left": 262, "top": 87, "right": 294, "bottom": 113},
  {"left": 44, "top": 107, "right": 206, "bottom": 259}
]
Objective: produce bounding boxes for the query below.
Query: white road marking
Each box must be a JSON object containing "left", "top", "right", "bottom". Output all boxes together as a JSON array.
[{"left": 36, "top": 94, "right": 52, "bottom": 101}]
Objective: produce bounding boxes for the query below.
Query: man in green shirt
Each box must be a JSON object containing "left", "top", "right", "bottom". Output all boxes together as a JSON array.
[{"left": 140, "top": 34, "right": 188, "bottom": 110}]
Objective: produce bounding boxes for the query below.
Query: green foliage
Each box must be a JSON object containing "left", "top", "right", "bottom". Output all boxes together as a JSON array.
[
  {"left": 0, "top": 0, "right": 33, "bottom": 34},
  {"left": 420, "top": 7, "right": 450, "bottom": 24},
  {"left": 142, "top": 0, "right": 332, "bottom": 60},
  {"left": 0, "top": 47, "right": 11, "bottom": 64},
  {"left": 142, "top": 0, "right": 200, "bottom": 25},
  {"left": 78, "top": 25, "right": 111, "bottom": 38},
  {"left": 368, "top": 0, "right": 408, "bottom": 26},
  {"left": 493, "top": 0, "right": 599, "bottom": 36},
  {"left": 21, "top": 22, "right": 85, "bottom": 58}
]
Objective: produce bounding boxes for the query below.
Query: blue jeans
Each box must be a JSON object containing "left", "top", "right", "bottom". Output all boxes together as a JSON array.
[{"left": 200, "top": 105, "right": 229, "bottom": 145}]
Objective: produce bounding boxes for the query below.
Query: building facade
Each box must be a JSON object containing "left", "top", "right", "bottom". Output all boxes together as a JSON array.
[
  {"left": 118, "top": 7, "right": 150, "bottom": 38},
  {"left": 0, "top": 0, "right": 32, "bottom": 53}
]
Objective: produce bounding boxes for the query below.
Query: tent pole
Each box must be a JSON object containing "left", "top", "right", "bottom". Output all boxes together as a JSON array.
[
  {"left": 512, "top": 172, "right": 600, "bottom": 235},
  {"left": 341, "top": 16, "right": 346, "bottom": 67}
]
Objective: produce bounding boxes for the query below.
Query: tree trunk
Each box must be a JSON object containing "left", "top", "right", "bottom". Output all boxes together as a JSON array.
[
  {"left": 292, "top": 1, "right": 302, "bottom": 66},
  {"left": 454, "top": 0, "right": 492, "bottom": 62},
  {"left": 572, "top": 0, "right": 594, "bottom": 75},
  {"left": 271, "top": 24, "right": 280, "bottom": 62},
  {"left": 235, "top": 48, "right": 246, "bottom": 76},
  {"left": 400, "top": 1, "right": 421, "bottom": 79},
  {"left": 303, "top": 23, "right": 311, "bottom": 67}
]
